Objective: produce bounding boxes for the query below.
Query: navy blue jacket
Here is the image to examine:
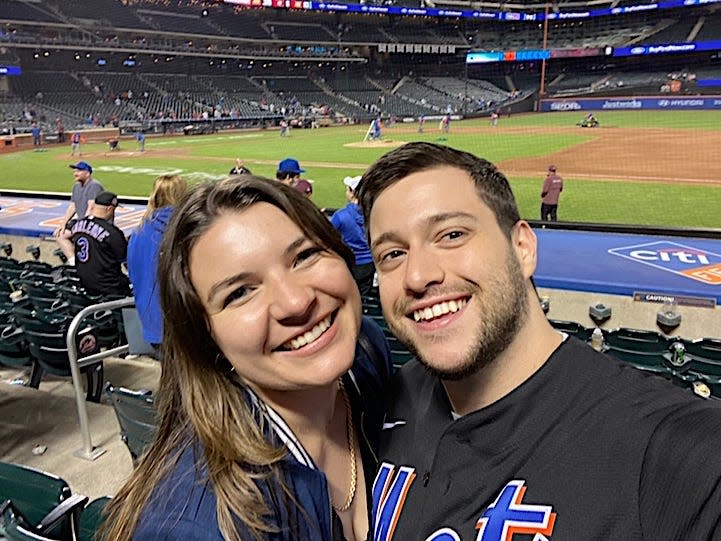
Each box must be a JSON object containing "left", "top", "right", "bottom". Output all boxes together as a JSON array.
[{"left": 133, "top": 317, "right": 392, "bottom": 540}]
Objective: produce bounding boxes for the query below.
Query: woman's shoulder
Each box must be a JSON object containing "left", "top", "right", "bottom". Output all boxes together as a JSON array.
[{"left": 134, "top": 444, "right": 222, "bottom": 540}]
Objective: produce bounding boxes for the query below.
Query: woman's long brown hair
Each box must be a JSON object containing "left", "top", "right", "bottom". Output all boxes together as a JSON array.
[{"left": 101, "top": 176, "right": 354, "bottom": 541}]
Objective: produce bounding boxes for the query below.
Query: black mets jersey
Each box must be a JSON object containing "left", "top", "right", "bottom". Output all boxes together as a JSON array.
[
  {"left": 71, "top": 215, "right": 130, "bottom": 297},
  {"left": 371, "top": 337, "right": 721, "bottom": 541}
]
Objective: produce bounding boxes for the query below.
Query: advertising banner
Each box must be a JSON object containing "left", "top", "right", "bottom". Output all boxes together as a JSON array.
[{"left": 540, "top": 96, "right": 721, "bottom": 111}]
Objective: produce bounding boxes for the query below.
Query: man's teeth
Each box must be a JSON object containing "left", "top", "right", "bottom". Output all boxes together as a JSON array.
[
  {"left": 285, "top": 315, "right": 332, "bottom": 350},
  {"left": 413, "top": 298, "right": 467, "bottom": 322}
]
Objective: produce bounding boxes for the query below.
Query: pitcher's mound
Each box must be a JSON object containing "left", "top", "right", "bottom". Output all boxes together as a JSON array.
[{"left": 344, "top": 140, "right": 407, "bottom": 149}]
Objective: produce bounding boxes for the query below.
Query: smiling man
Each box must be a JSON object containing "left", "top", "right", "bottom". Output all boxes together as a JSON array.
[{"left": 357, "top": 142, "right": 721, "bottom": 541}]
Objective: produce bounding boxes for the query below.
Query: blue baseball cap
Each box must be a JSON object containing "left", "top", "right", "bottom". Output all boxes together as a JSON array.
[
  {"left": 277, "top": 158, "right": 305, "bottom": 175},
  {"left": 69, "top": 161, "right": 92, "bottom": 174}
]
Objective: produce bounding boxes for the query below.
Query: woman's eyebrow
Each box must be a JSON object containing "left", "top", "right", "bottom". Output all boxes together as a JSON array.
[
  {"left": 205, "top": 235, "right": 307, "bottom": 305},
  {"left": 206, "top": 271, "right": 253, "bottom": 305}
]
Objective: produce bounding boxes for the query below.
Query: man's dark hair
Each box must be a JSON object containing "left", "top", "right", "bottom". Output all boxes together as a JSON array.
[{"left": 357, "top": 142, "right": 521, "bottom": 235}]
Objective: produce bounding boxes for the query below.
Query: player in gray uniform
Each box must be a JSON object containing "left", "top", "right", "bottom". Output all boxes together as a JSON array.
[{"left": 357, "top": 142, "right": 721, "bottom": 541}]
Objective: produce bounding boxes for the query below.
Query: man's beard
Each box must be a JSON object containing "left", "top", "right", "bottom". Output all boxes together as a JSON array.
[{"left": 388, "top": 248, "right": 529, "bottom": 381}]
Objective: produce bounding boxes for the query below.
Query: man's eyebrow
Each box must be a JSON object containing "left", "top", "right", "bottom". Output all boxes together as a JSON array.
[
  {"left": 426, "top": 211, "right": 476, "bottom": 226},
  {"left": 370, "top": 211, "right": 476, "bottom": 251},
  {"left": 206, "top": 235, "right": 307, "bottom": 305},
  {"left": 370, "top": 231, "right": 403, "bottom": 252}
]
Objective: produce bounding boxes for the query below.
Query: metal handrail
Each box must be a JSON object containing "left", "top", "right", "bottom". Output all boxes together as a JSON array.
[{"left": 65, "top": 296, "right": 135, "bottom": 461}]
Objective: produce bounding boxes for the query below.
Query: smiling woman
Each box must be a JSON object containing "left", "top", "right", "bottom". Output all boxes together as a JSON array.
[{"left": 101, "top": 176, "right": 393, "bottom": 541}]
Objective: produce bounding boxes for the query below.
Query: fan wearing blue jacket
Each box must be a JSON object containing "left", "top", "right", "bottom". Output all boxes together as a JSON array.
[
  {"left": 127, "top": 175, "right": 188, "bottom": 353},
  {"left": 331, "top": 176, "right": 375, "bottom": 296}
]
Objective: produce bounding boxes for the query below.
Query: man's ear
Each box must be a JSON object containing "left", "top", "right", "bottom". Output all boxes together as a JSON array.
[{"left": 511, "top": 220, "right": 537, "bottom": 279}]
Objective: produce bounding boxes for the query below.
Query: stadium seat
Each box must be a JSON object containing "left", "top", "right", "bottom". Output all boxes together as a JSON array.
[
  {"left": 20, "top": 261, "right": 54, "bottom": 275},
  {"left": 385, "top": 334, "right": 414, "bottom": 368},
  {"left": 683, "top": 337, "right": 721, "bottom": 363},
  {"left": 361, "top": 296, "right": 382, "bottom": 317},
  {"left": 56, "top": 285, "right": 126, "bottom": 348},
  {"left": 0, "top": 462, "right": 87, "bottom": 540},
  {"left": 548, "top": 319, "right": 593, "bottom": 342},
  {"left": 21, "top": 327, "right": 103, "bottom": 402},
  {"left": 0, "top": 324, "right": 34, "bottom": 369},
  {"left": 602, "top": 327, "right": 672, "bottom": 376},
  {"left": 0, "top": 496, "right": 109, "bottom": 541},
  {"left": 105, "top": 383, "right": 158, "bottom": 464},
  {"left": 666, "top": 338, "right": 721, "bottom": 396},
  {"left": 77, "top": 497, "right": 111, "bottom": 541}
]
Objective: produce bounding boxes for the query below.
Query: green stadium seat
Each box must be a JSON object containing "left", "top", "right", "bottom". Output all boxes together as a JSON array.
[
  {"left": 548, "top": 319, "right": 593, "bottom": 341},
  {"left": 0, "top": 497, "right": 109, "bottom": 541},
  {"left": 105, "top": 384, "right": 158, "bottom": 464},
  {"left": 0, "top": 324, "right": 33, "bottom": 369},
  {"left": 21, "top": 327, "right": 103, "bottom": 402},
  {"left": 385, "top": 334, "right": 414, "bottom": 368},
  {"left": 602, "top": 327, "right": 672, "bottom": 376},
  {"left": 667, "top": 338, "right": 721, "bottom": 395},
  {"left": 78, "top": 497, "right": 111, "bottom": 541},
  {"left": 0, "top": 462, "right": 87, "bottom": 540}
]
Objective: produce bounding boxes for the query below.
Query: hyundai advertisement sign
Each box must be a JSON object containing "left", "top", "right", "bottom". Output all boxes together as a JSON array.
[{"left": 540, "top": 96, "right": 721, "bottom": 111}]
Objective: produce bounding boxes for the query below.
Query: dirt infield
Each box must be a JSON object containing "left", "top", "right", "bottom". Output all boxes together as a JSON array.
[
  {"left": 344, "top": 140, "right": 408, "bottom": 149},
  {"left": 494, "top": 126, "right": 720, "bottom": 185},
  {"left": 502, "top": 127, "right": 721, "bottom": 185},
  {"left": 380, "top": 125, "right": 721, "bottom": 185}
]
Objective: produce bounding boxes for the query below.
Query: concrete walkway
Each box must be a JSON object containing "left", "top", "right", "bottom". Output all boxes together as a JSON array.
[{"left": 0, "top": 355, "right": 160, "bottom": 500}]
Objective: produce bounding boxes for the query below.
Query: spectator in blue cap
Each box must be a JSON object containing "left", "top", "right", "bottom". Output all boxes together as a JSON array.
[
  {"left": 276, "top": 157, "right": 305, "bottom": 187},
  {"left": 53, "top": 160, "right": 105, "bottom": 238}
]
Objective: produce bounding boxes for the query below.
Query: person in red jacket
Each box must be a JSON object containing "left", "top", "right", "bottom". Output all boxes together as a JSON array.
[{"left": 540, "top": 164, "right": 563, "bottom": 222}]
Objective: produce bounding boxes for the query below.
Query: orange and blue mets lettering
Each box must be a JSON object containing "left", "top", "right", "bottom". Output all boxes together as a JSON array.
[
  {"left": 474, "top": 480, "right": 556, "bottom": 541},
  {"left": 372, "top": 468, "right": 556, "bottom": 541}
]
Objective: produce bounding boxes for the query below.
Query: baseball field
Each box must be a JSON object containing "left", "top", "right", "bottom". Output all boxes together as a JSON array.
[{"left": 2, "top": 110, "right": 720, "bottom": 229}]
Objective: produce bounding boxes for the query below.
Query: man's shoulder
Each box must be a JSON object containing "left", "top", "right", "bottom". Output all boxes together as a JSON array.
[{"left": 389, "top": 360, "right": 437, "bottom": 407}]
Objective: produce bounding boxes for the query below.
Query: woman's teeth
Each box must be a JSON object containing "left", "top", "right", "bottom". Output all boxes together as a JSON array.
[{"left": 284, "top": 314, "right": 332, "bottom": 350}]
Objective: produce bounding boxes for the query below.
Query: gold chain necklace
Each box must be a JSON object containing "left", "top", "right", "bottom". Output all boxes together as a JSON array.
[{"left": 334, "top": 379, "right": 357, "bottom": 512}]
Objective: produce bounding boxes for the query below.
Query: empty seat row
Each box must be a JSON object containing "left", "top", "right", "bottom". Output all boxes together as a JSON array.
[
  {"left": 548, "top": 319, "right": 721, "bottom": 398},
  {"left": 0, "top": 461, "right": 109, "bottom": 541}
]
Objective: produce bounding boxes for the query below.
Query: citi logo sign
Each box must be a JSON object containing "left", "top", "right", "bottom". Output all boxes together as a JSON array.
[{"left": 608, "top": 241, "right": 721, "bottom": 285}]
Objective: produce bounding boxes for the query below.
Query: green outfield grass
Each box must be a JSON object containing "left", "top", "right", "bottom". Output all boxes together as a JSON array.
[{"left": 2, "top": 112, "right": 720, "bottom": 229}]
